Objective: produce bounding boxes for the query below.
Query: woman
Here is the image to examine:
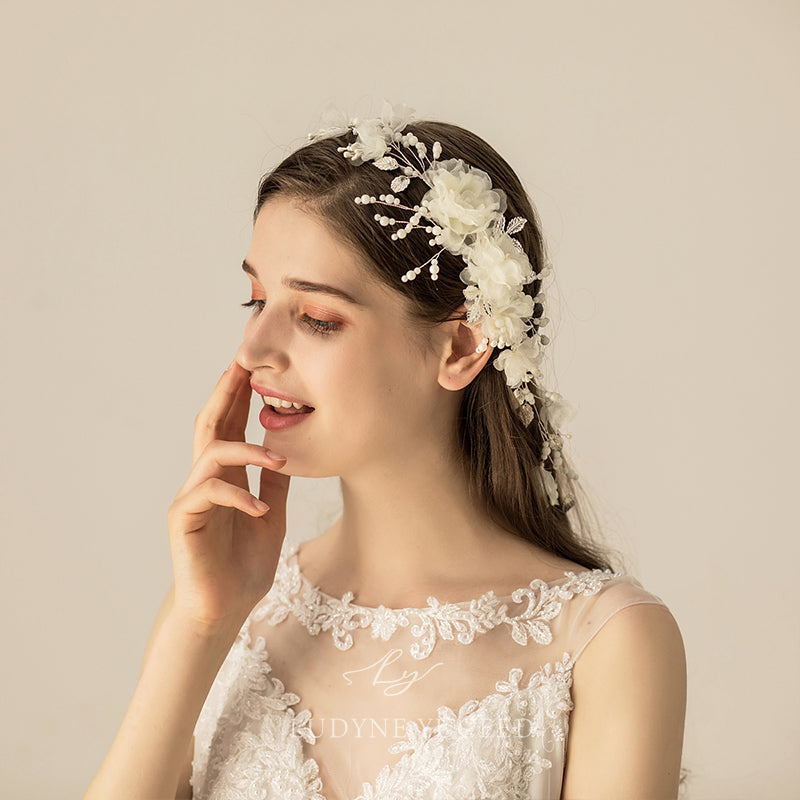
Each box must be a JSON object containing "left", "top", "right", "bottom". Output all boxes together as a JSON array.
[{"left": 84, "top": 105, "right": 686, "bottom": 800}]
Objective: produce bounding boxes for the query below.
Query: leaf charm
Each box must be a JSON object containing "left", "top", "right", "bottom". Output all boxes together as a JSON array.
[
  {"left": 373, "top": 156, "right": 399, "bottom": 171},
  {"left": 506, "top": 216, "right": 527, "bottom": 235},
  {"left": 391, "top": 175, "right": 410, "bottom": 192}
]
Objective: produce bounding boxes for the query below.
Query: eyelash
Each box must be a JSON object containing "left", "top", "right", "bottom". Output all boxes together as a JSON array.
[{"left": 240, "top": 299, "right": 341, "bottom": 336}]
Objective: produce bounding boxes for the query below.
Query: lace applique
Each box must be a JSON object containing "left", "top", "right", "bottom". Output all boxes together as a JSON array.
[
  {"left": 368, "top": 655, "right": 575, "bottom": 800},
  {"left": 252, "top": 542, "right": 618, "bottom": 659},
  {"left": 195, "top": 629, "right": 577, "bottom": 800},
  {"left": 193, "top": 629, "right": 326, "bottom": 800}
]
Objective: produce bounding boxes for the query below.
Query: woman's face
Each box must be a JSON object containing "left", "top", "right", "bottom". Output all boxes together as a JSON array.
[{"left": 235, "top": 196, "right": 457, "bottom": 478}]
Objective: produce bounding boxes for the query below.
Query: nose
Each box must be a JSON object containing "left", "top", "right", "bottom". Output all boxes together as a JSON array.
[{"left": 235, "top": 307, "right": 291, "bottom": 374}]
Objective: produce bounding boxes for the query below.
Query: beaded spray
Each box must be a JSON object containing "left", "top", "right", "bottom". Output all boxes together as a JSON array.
[{"left": 309, "top": 104, "right": 578, "bottom": 510}]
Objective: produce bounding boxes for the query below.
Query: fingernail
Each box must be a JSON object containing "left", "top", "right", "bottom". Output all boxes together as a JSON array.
[
  {"left": 252, "top": 498, "right": 269, "bottom": 512},
  {"left": 265, "top": 449, "right": 286, "bottom": 461}
]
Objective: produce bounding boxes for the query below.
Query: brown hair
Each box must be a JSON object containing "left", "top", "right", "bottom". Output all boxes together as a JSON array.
[{"left": 255, "top": 120, "right": 615, "bottom": 572}]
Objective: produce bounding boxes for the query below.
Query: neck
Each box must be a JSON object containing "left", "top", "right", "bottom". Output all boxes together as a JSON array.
[{"left": 303, "top": 438, "right": 523, "bottom": 606}]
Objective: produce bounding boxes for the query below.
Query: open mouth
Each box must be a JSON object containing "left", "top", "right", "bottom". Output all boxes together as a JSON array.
[
  {"left": 259, "top": 398, "right": 315, "bottom": 430},
  {"left": 260, "top": 394, "right": 315, "bottom": 416},
  {"left": 265, "top": 404, "right": 314, "bottom": 417}
]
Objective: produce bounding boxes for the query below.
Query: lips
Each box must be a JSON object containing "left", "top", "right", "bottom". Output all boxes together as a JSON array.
[{"left": 258, "top": 400, "right": 314, "bottom": 431}]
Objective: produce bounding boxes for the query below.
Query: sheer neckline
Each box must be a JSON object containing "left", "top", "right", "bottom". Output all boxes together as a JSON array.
[{"left": 284, "top": 538, "right": 616, "bottom": 613}]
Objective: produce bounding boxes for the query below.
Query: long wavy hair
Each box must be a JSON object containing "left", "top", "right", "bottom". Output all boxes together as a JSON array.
[{"left": 254, "top": 120, "right": 616, "bottom": 572}]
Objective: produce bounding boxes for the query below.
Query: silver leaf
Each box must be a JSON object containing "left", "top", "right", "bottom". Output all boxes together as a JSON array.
[
  {"left": 494, "top": 215, "right": 506, "bottom": 233},
  {"left": 506, "top": 216, "right": 527, "bottom": 235},
  {"left": 390, "top": 175, "right": 411, "bottom": 192},
  {"left": 511, "top": 239, "right": 525, "bottom": 252},
  {"left": 373, "top": 156, "right": 399, "bottom": 171}
]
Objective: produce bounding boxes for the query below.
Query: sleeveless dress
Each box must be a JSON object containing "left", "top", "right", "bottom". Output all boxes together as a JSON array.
[{"left": 190, "top": 536, "right": 668, "bottom": 800}]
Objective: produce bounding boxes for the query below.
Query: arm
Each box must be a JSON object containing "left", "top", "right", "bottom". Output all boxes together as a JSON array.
[
  {"left": 561, "top": 603, "right": 687, "bottom": 800},
  {"left": 83, "top": 585, "right": 243, "bottom": 800},
  {"left": 84, "top": 360, "right": 289, "bottom": 799}
]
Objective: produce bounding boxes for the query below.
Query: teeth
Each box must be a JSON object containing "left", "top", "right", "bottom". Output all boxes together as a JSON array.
[{"left": 262, "top": 395, "right": 307, "bottom": 410}]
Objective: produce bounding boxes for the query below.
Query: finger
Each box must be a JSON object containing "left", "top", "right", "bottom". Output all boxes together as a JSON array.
[
  {"left": 218, "top": 367, "right": 255, "bottom": 442},
  {"left": 178, "top": 441, "right": 286, "bottom": 500},
  {"left": 257, "top": 461, "right": 291, "bottom": 530},
  {"left": 192, "top": 361, "right": 248, "bottom": 464},
  {"left": 169, "top": 477, "right": 269, "bottom": 535}
]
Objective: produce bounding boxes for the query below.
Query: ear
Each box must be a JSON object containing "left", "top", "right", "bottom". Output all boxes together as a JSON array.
[{"left": 436, "top": 305, "right": 495, "bottom": 393}]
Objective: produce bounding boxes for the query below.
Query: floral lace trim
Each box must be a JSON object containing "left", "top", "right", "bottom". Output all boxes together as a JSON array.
[{"left": 251, "top": 541, "right": 618, "bottom": 659}]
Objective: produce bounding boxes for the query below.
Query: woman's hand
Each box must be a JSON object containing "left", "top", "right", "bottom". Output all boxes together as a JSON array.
[{"left": 166, "top": 360, "right": 290, "bottom": 633}]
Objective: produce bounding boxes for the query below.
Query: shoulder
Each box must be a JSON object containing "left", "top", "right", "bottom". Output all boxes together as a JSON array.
[
  {"left": 563, "top": 599, "right": 687, "bottom": 798},
  {"left": 570, "top": 576, "right": 685, "bottom": 701},
  {"left": 572, "top": 599, "right": 685, "bottom": 685}
]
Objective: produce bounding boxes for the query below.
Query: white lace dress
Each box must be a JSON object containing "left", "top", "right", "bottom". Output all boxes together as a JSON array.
[{"left": 191, "top": 536, "right": 668, "bottom": 800}]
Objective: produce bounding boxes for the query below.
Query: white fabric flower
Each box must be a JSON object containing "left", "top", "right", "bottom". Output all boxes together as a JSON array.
[
  {"left": 460, "top": 230, "right": 534, "bottom": 304},
  {"left": 350, "top": 118, "right": 391, "bottom": 161},
  {"left": 348, "top": 102, "right": 416, "bottom": 162},
  {"left": 421, "top": 160, "right": 506, "bottom": 253},
  {"left": 492, "top": 334, "right": 544, "bottom": 387},
  {"left": 542, "top": 391, "right": 578, "bottom": 429},
  {"left": 483, "top": 292, "right": 535, "bottom": 346},
  {"left": 380, "top": 100, "right": 415, "bottom": 136}
]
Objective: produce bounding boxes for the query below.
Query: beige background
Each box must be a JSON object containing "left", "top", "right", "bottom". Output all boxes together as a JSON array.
[{"left": 1, "top": 1, "right": 797, "bottom": 797}]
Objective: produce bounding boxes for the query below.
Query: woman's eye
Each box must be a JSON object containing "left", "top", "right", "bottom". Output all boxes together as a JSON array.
[
  {"left": 240, "top": 300, "right": 340, "bottom": 336},
  {"left": 301, "top": 314, "right": 341, "bottom": 336}
]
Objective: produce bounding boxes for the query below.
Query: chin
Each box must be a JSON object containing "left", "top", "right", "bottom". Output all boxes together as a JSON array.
[{"left": 262, "top": 452, "right": 340, "bottom": 480}]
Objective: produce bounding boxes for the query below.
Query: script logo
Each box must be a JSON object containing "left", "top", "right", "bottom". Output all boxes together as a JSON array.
[{"left": 342, "top": 648, "right": 444, "bottom": 696}]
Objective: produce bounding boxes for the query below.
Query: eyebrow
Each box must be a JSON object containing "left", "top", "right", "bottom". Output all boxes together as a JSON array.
[{"left": 241, "top": 259, "right": 365, "bottom": 306}]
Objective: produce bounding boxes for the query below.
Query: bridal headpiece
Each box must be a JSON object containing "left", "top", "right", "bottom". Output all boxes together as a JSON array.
[{"left": 308, "top": 103, "right": 578, "bottom": 508}]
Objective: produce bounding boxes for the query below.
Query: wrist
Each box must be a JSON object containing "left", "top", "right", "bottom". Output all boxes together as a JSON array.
[{"left": 166, "top": 605, "right": 248, "bottom": 644}]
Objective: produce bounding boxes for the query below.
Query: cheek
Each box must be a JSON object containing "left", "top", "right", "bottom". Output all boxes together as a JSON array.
[{"left": 348, "top": 341, "right": 434, "bottom": 422}]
